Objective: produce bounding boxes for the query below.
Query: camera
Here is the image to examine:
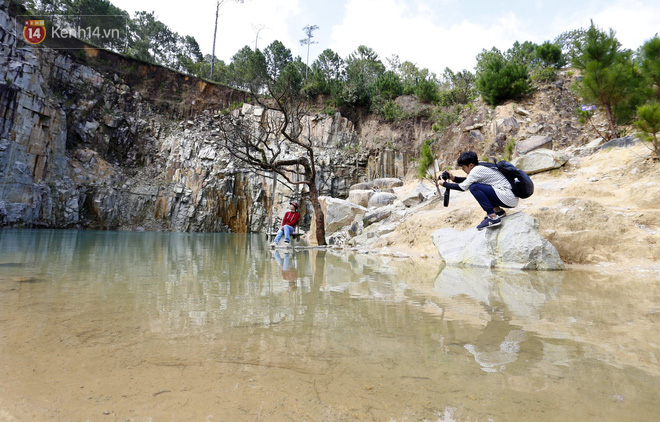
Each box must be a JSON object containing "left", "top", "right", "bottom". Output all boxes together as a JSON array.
[{"left": 441, "top": 171, "right": 451, "bottom": 207}]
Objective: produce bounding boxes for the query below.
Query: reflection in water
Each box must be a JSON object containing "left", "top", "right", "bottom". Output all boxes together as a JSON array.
[
  {"left": 1, "top": 229, "right": 659, "bottom": 421},
  {"left": 465, "top": 328, "right": 527, "bottom": 373},
  {"left": 434, "top": 266, "right": 564, "bottom": 321}
]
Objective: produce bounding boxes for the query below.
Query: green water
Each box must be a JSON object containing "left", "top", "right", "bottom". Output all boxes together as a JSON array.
[{"left": 0, "top": 229, "right": 659, "bottom": 421}]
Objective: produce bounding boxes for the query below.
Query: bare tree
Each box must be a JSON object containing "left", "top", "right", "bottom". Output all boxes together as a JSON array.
[
  {"left": 211, "top": 0, "right": 244, "bottom": 79},
  {"left": 300, "top": 24, "right": 319, "bottom": 78},
  {"left": 251, "top": 24, "right": 267, "bottom": 50},
  {"left": 217, "top": 60, "right": 327, "bottom": 245}
]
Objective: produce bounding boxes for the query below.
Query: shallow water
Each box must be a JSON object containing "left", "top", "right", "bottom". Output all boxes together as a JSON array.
[{"left": 0, "top": 229, "right": 659, "bottom": 421}]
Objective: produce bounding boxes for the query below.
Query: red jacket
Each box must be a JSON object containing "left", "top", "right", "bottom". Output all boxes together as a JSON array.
[{"left": 282, "top": 211, "right": 300, "bottom": 227}]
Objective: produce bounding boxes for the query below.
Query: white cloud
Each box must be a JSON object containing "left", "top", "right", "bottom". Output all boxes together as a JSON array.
[
  {"left": 547, "top": 0, "right": 660, "bottom": 50},
  {"left": 329, "top": 0, "right": 535, "bottom": 74},
  {"left": 107, "top": 0, "right": 660, "bottom": 73},
  {"left": 588, "top": 1, "right": 660, "bottom": 49}
]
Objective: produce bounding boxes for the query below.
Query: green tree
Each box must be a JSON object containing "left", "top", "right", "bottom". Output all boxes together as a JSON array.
[
  {"left": 226, "top": 45, "right": 267, "bottom": 90},
  {"left": 572, "top": 21, "right": 643, "bottom": 138},
  {"left": 634, "top": 102, "right": 660, "bottom": 159},
  {"left": 555, "top": 28, "right": 587, "bottom": 64},
  {"left": 375, "top": 71, "right": 403, "bottom": 100},
  {"left": 439, "top": 68, "right": 475, "bottom": 105},
  {"left": 475, "top": 48, "right": 531, "bottom": 105},
  {"left": 174, "top": 35, "right": 204, "bottom": 74},
  {"left": 640, "top": 36, "right": 660, "bottom": 100},
  {"left": 417, "top": 140, "right": 442, "bottom": 195},
  {"left": 303, "top": 49, "right": 345, "bottom": 97},
  {"left": 506, "top": 41, "right": 539, "bottom": 65},
  {"left": 263, "top": 40, "right": 293, "bottom": 81},
  {"left": 127, "top": 11, "right": 179, "bottom": 66},
  {"left": 416, "top": 78, "right": 440, "bottom": 104},
  {"left": 536, "top": 41, "right": 565, "bottom": 68},
  {"left": 342, "top": 45, "right": 385, "bottom": 106},
  {"left": 400, "top": 61, "right": 429, "bottom": 94}
]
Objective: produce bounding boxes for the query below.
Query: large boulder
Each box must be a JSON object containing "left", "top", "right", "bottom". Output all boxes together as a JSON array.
[
  {"left": 513, "top": 149, "right": 567, "bottom": 175},
  {"left": 402, "top": 182, "right": 434, "bottom": 207},
  {"left": 371, "top": 178, "right": 403, "bottom": 189},
  {"left": 319, "top": 196, "right": 368, "bottom": 234},
  {"left": 516, "top": 135, "right": 552, "bottom": 155},
  {"left": 600, "top": 135, "right": 639, "bottom": 149},
  {"left": 491, "top": 117, "right": 519, "bottom": 139},
  {"left": 350, "top": 182, "right": 372, "bottom": 191},
  {"left": 348, "top": 189, "right": 374, "bottom": 208},
  {"left": 431, "top": 212, "right": 564, "bottom": 270},
  {"left": 363, "top": 207, "right": 393, "bottom": 227},
  {"left": 368, "top": 192, "right": 397, "bottom": 208},
  {"left": 349, "top": 178, "right": 403, "bottom": 191}
]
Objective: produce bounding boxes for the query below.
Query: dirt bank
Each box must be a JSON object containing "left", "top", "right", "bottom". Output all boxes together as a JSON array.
[{"left": 367, "top": 142, "right": 660, "bottom": 272}]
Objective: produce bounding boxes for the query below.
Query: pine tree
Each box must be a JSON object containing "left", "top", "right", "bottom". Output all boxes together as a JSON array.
[
  {"left": 635, "top": 102, "right": 660, "bottom": 159},
  {"left": 417, "top": 141, "right": 441, "bottom": 195},
  {"left": 571, "top": 21, "right": 642, "bottom": 139}
]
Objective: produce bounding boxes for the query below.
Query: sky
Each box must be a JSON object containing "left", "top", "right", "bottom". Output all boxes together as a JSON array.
[{"left": 108, "top": 0, "right": 660, "bottom": 75}]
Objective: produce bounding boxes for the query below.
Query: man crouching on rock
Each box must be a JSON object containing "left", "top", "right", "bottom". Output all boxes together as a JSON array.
[
  {"left": 271, "top": 202, "right": 300, "bottom": 247},
  {"left": 441, "top": 151, "right": 518, "bottom": 231}
]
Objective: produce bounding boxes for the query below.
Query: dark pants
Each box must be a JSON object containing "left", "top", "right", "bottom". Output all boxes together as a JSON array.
[{"left": 469, "top": 183, "right": 510, "bottom": 215}]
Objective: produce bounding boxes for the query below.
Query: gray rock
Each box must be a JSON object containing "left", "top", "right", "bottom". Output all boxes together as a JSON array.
[
  {"left": 371, "top": 178, "right": 403, "bottom": 189},
  {"left": 600, "top": 135, "right": 639, "bottom": 150},
  {"left": 363, "top": 207, "right": 392, "bottom": 227},
  {"left": 402, "top": 182, "right": 433, "bottom": 207},
  {"left": 516, "top": 135, "right": 552, "bottom": 155},
  {"left": 319, "top": 196, "right": 368, "bottom": 234},
  {"left": 368, "top": 192, "right": 397, "bottom": 209},
  {"left": 431, "top": 212, "right": 564, "bottom": 270},
  {"left": 469, "top": 130, "right": 484, "bottom": 143},
  {"left": 348, "top": 189, "right": 374, "bottom": 208},
  {"left": 349, "top": 182, "right": 372, "bottom": 191},
  {"left": 491, "top": 117, "right": 519, "bottom": 138},
  {"left": 513, "top": 149, "right": 567, "bottom": 175}
]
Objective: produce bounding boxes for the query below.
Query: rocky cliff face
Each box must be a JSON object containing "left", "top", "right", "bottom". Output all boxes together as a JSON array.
[
  {"left": 0, "top": 0, "right": 601, "bottom": 235},
  {"left": 0, "top": 0, "right": 392, "bottom": 233}
]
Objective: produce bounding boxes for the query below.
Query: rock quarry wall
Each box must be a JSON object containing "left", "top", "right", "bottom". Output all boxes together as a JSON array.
[{"left": 0, "top": 0, "right": 421, "bottom": 233}]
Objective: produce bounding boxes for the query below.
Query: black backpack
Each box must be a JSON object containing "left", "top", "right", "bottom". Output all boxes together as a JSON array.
[{"left": 481, "top": 161, "right": 534, "bottom": 199}]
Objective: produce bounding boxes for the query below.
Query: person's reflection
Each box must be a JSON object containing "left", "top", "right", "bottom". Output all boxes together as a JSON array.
[
  {"left": 273, "top": 250, "right": 298, "bottom": 283},
  {"left": 463, "top": 319, "right": 530, "bottom": 373}
]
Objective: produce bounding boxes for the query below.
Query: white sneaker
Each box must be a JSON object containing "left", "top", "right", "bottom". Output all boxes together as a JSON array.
[{"left": 270, "top": 242, "right": 277, "bottom": 248}]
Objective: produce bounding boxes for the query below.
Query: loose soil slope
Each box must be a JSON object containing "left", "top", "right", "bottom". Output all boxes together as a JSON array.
[{"left": 373, "top": 143, "right": 660, "bottom": 271}]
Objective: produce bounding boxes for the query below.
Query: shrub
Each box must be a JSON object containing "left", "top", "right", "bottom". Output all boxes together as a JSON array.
[
  {"left": 431, "top": 105, "right": 461, "bottom": 133},
  {"left": 416, "top": 79, "right": 440, "bottom": 104},
  {"left": 476, "top": 49, "right": 532, "bottom": 105},
  {"left": 531, "top": 66, "right": 558, "bottom": 83},
  {"left": 503, "top": 140, "right": 516, "bottom": 161},
  {"left": 635, "top": 102, "right": 660, "bottom": 159},
  {"left": 382, "top": 100, "right": 404, "bottom": 122},
  {"left": 375, "top": 71, "right": 403, "bottom": 100}
]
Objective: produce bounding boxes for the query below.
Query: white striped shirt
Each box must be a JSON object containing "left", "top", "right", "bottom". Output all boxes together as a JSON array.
[{"left": 458, "top": 165, "right": 519, "bottom": 207}]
